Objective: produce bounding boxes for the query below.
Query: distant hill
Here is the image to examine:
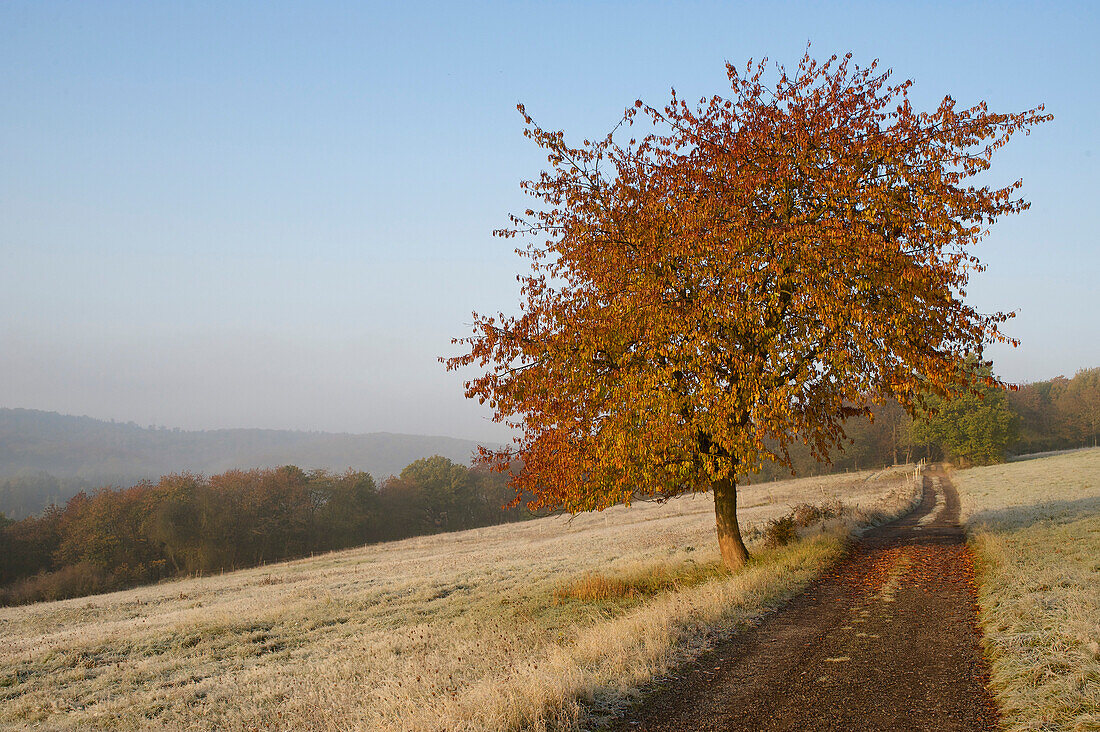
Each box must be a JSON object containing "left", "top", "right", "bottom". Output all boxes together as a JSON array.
[{"left": 0, "top": 408, "right": 493, "bottom": 517}]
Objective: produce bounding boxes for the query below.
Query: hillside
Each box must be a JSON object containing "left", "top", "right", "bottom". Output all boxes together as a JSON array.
[
  {"left": 0, "top": 408, "right": 493, "bottom": 518},
  {"left": 0, "top": 407, "right": 488, "bottom": 482}
]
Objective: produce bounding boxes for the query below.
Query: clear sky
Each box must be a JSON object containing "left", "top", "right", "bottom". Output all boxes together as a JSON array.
[{"left": 2, "top": 1, "right": 1097, "bottom": 443}]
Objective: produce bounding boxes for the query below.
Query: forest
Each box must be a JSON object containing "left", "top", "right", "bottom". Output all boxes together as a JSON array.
[{"left": 0, "top": 456, "right": 527, "bottom": 606}]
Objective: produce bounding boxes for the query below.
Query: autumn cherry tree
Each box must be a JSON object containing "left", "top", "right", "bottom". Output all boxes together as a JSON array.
[{"left": 447, "top": 52, "right": 1050, "bottom": 569}]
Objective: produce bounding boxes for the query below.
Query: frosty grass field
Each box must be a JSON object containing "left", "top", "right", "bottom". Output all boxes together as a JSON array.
[
  {"left": 8, "top": 452, "right": 1095, "bottom": 732},
  {"left": 956, "top": 448, "right": 1100, "bottom": 732},
  {"left": 1, "top": 468, "right": 921, "bottom": 731}
]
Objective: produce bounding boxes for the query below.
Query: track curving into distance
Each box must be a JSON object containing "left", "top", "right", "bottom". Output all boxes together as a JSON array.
[{"left": 605, "top": 469, "right": 998, "bottom": 732}]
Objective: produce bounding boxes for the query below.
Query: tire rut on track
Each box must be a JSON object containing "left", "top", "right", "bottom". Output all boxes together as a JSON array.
[{"left": 604, "top": 468, "right": 998, "bottom": 731}]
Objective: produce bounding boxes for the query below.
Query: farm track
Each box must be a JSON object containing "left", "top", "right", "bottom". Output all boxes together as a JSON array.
[{"left": 604, "top": 468, "right": 999, "bottom": 731}]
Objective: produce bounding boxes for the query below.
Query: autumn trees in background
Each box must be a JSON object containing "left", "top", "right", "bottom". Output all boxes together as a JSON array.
[
  {"left": 750, "top": 367, "right": 1099, "bottom": 474},
  {"left": 0, "top": 368, "right": 1095, "bottom": 605},
  {"left": 0, "top": 457, "right": 525, "bottom": 606},
  {"left": 0, "top": 407, "right": 487, "bottom": 519},
  {"left": 2, "top": 369, "right": 1094, "bottom": 529},
  {"left": 910, "top": 362, "right": 1017, "bottom": 467},
  {"left": 0, "top": 472, "right": 93, "bottom": 520},
  {"left": 448, "top": 51, "right": 1051, "bottom": 569},
  {"left": 1010, "top": 367, "right": 1100, "bottom": 452}
]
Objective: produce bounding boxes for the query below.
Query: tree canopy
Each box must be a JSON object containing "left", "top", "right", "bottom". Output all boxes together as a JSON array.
[
  {"left": 447, "top": 51, "right": 1050, "bottom": 569},
  {"left": 911, "top": 361, "right": 1019, "bottom": 466}
]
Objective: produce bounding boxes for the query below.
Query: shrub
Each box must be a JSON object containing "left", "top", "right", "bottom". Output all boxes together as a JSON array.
[
  {"left": 762, "top": 515, "right": 798, "bottom": 548},
  {"left": 790, "top": 500, "right": 845, "bottom": 527},
  {"left": 0, "top": 562, "right": 107, "bottom": 605},
  {"left": 761, "top": 501, "right": 850, "bottom": 548}
]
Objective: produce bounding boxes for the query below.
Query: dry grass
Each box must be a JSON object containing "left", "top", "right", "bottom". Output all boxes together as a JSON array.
[
  {"left": 0, "top": 468, "right": 921, "bottom": 731},
  {"left": 954, "top": 448, "right": 1100, "bottom": 732},
  {"left": 553, "top": 561, "right": 724, "bottom": 604}
]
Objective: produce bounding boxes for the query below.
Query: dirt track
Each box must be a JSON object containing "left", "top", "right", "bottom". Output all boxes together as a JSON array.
[{"left": 605, "top": 469, "right": 998, "bottom": 731}]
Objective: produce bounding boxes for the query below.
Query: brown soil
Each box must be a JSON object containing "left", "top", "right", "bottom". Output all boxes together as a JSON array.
[{"left": 604, "top": 469, "right": 999, "bottom": 731}]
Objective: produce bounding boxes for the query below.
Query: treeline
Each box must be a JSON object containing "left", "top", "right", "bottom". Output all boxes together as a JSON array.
[
  {"left": 0, "top": 456, "right": 528, "bottom": 606},
  {"left": 2, "top": 368, "right": 1096, "bottom": 604},
  {"left": 753, "top": 367, "right": 1100, "bottom": 478},
  {"left": 751, "top": 400, "right": 915, "bottom": 482},
  {"left": 3, "top": 369, "right": 1096, "bottom": 519},
  {"left": 1008, "top": 368, "right": 1100, "bottom": 453}
]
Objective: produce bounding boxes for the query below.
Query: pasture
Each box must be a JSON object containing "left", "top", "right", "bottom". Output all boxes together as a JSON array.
[
  {"left": 0, "top": 468, "right": 919, "bottom": 731},
  {"left": 956, "top": 448, "right": 1100, "bottom": 732}
]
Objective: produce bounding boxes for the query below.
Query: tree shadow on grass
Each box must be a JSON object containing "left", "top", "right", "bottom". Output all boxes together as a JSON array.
[
  {"left": 1006, "top": 447, "right": 1096, "bottom": 463},
  {"left": 967, "top": 495, "right": 1100, "bottom": 532}
]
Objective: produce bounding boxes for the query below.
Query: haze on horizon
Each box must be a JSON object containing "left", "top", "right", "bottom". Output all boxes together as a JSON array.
[{"left": 2, "top": 1, "right": 1098, "bottom": 444}]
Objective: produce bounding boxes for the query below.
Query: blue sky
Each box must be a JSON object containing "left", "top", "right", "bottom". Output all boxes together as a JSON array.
[{"left": 2, "top": 1, "right": 1097, "bottom": 442}]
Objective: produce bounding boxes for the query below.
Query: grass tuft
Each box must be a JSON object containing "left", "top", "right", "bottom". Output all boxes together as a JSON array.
[{"left": 554, "top": 561, "right": 724, "bottom": 604}]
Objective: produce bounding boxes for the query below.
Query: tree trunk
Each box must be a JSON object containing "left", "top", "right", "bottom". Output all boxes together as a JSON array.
[{"left": 713, "top": 476, "right": 750, "bottom": 570}]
